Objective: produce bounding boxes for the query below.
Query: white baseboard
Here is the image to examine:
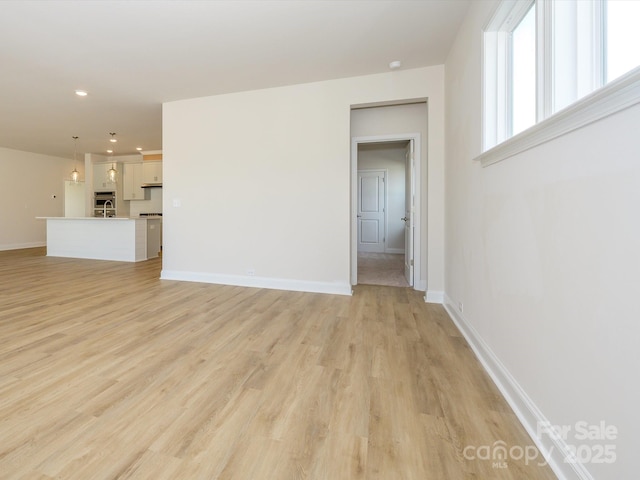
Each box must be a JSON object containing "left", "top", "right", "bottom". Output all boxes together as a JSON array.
[
  {"left": 160, "top": 270, "right": 353, "bottom": 296},
  {"left": 424, "top": 290, "right": 444, "bottom": 303},
  {"left": 0, "top": 241, "right": 45, "bottom": 252},
  {"left": 442, "top": 294, "right": 593, "bottom": 480}
]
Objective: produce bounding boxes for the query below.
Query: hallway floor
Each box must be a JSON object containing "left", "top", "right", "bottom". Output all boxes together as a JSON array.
[{"left": 357, "top": 252, "right": 409, "bottom": 287}]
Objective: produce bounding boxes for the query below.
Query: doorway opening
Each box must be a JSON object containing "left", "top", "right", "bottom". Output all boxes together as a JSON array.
[
  {"left": 351, "top": 133, "right": 421, "bottom": 289},
  {"left": 357, "top": 145, "right": 406, "bottom": 287}
]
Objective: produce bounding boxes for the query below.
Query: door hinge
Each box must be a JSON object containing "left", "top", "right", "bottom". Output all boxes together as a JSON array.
[{"left": 410, "top": 259, "right": 414, "bottom": 266}]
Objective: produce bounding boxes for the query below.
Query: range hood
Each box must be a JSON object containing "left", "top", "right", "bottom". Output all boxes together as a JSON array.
[{"left": 141, "top": 183, "right": 162, "bottom": 188}]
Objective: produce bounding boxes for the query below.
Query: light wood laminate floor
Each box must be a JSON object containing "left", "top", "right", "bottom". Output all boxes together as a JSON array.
[{"left": 0, "top": 248, "right": 556, "bottom": 479}]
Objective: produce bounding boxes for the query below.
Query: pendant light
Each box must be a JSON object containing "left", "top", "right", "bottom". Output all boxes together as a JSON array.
[
  {"left": 70, "top": 135, "right": 80, "bottom": 183},
  {"left": 107, "top": 132, "right": 118, "bottom": 183}
]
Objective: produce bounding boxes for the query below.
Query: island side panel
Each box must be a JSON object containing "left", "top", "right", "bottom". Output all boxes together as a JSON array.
[{"left": 46, "top": 218, "right": 139, "bottom": 262}]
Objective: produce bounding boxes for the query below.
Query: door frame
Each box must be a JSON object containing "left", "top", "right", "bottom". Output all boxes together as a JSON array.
[
  {"left": 350, "top": 133, "right": 422, "bottom": 289},
  {"left": 357, "top": 168, "right": 388, "bottom": 253}
]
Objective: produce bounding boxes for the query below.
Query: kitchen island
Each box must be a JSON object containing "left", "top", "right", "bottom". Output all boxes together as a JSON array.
[{"left": 37, "top": 217, "right": 161, "bottom": 262}]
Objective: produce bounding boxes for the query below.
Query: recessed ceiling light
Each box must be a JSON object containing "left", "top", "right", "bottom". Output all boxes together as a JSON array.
[
  {"left": 106, "top": 149, "right": 113, "bottom": 153},
  {"left": 389, "top": 60, "right": 402, "bottom": 70},
  {"left": 136, "top": 147, "right": 142, "bottom": 151},
  {"left": 75, "top": 90, "right": 88, "bottom": 97}
]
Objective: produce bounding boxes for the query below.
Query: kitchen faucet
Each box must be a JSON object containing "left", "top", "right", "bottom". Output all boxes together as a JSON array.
[{"left": 103, "top": 200, "right": 113, "bottom": 218}]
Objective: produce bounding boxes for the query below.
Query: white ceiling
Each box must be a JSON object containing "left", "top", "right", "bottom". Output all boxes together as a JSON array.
[{"left": 0, "top": 0, "right": 470, "bottom": 159}]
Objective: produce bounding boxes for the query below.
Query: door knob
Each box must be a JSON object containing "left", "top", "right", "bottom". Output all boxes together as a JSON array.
[{"left": 401, "top": 217, "right": 408, "bottom": 221}]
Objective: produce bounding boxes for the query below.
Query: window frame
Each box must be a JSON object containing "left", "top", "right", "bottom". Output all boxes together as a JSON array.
[
  {"left": 483, "top": 0, "right": 536, "bottom": 151},
  {"left": 510, "top": 2, "right": 537, "bottom": 136},
  {"left": 547, "top": 0, "right": 605, "bottom": 114},
  {"left": 477, "top": 65, "right": 640, "bottom": 167},
  {"left": 478, "top": 0, "right": 640, "bottom": 167}
]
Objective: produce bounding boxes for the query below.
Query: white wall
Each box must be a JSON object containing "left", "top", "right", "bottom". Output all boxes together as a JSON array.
[
  {"left": 357, "top": 143, "right": 406, "bottom": 252},
  {"left": 162, "top": 66, "right": 444, "bottom": 294},
  {"left": 0, "top": 147, "right": 79, "bottom": 250},
  {"left": 445, "top": 1, "right": 640, "bottom": 478}
]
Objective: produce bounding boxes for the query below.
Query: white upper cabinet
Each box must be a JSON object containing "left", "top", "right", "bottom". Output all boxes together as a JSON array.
[
  {"left": 142, "top": 162, "right": 162, "bottom": 184},
  {"left": 123, "top": 163, "right": 148, "bottom": 200}
]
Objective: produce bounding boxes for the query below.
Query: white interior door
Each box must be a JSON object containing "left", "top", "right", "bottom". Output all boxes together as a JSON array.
[
  {"left": 403, "top": 140, "right": 414, "bottom": 286},
  {"left": 357, "top": 170, "right": 385, "bottom": 253}
]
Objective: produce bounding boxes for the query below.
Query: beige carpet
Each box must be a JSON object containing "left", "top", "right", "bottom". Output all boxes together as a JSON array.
[{"left": 357, "top": 252, "right": 409, "bottom": 287}]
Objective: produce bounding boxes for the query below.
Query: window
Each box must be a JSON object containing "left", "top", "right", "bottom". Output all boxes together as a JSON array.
[
  {"left": 511, "top": 4, "right": 536, "bottom": 135},
  {"left": 482, "top": 0, "right": 640, "bottom": 159},
  {"left": 483, "top": 0, "right": 536, "bottom": 150},
  {"left": 607, "top": 0, "right": 640, "bottom": 82},
  {"left": 549, "top": 0, "right": 604, "bottom": 113}
]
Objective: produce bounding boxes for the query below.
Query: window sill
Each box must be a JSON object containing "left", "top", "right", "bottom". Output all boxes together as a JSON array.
[{"left": 476, "top": 66, "right": 640, "bottom": 167}]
